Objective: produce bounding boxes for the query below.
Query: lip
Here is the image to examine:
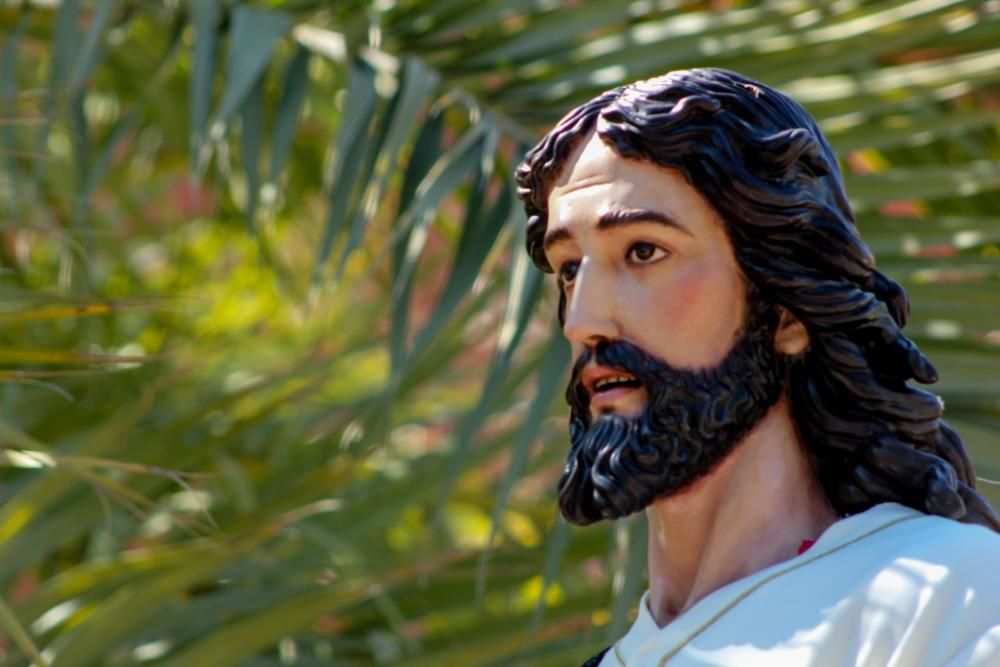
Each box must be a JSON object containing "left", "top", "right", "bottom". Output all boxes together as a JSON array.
[
  {"left": 589, "top": 384, "right": 641, "bottom": 412},
  {"left": 580, "top": 365, "right": 642, "bottom": 412}
]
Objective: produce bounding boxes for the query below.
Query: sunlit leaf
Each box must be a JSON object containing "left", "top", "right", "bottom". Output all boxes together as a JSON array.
[{"left": 3, "top": 1, "right": 1000, "bottom": 665}]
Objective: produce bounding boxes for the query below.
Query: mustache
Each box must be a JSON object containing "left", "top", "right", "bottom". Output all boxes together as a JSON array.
[
  {"left": 566, "top": 338, "right": 681, "bottom": 421},
  {"left": 557, "top": 297, "right": 787, "bottom": 525},
  {"left": 558, "top": 302, "right": 785, "bottom": 525}
]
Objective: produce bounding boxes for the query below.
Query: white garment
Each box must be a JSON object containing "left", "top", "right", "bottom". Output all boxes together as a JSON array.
[{"left": 600, "top": 503, "right": 1000, "bottom": 666}]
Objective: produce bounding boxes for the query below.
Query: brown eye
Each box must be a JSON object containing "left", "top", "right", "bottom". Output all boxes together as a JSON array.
[
  {"left": 627, "top": 242, "right": 667, "bottom": 264},
  {"left": 558, "top": 260, "right": 580, "bottom": 284}
]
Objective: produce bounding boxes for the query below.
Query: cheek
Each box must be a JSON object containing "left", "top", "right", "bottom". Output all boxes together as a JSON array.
[
  {"left": 627, "top": 263, "right": 744, "bottom": 366},
  {"left": 653, "top": 269, "right": 711, "bottom": 334}
]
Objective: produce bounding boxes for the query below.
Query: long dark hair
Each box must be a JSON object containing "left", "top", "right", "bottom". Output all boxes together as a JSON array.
[{"left": 515, "top": 68, "right": 1000, "bottom": 530}]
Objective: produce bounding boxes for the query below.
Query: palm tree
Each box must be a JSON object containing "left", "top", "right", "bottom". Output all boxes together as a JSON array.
[{"left": 0, "top": 1, "right": 998, "bottom": 665}]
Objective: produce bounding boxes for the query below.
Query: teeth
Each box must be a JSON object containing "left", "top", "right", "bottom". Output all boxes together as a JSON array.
[{"left": 594, "top": 375, "right": 635, "bottom": 390}]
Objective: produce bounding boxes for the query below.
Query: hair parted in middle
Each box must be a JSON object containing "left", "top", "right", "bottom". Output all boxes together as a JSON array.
[{"left": 515, "top": 67, "right": 1000, "bottom": 531}]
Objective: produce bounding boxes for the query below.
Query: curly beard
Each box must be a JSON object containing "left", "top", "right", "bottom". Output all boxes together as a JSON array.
[{"left": 559, "top": 297, "right": 787, "bottom": 525}]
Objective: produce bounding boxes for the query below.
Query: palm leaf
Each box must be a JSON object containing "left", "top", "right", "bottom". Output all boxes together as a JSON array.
[{"left": 1, "top": 1, "right": 998, "bottom": 665}]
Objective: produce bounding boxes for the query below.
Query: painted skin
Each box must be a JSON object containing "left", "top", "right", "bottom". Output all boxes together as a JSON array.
[{"left": 543, "top": 131, "right": 753, "bottom": 422}]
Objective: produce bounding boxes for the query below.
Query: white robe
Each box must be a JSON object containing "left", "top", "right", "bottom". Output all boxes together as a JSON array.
[{"left": 600, "top": 503, "right": 1000, "bottom": 666}]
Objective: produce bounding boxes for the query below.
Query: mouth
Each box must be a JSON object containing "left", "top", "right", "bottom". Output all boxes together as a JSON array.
[
  {"left": 591, "top": 374, "right": 642, "bottom": 394},
  {"left": 585, "top": 370, "right": 644, "bottom": 413}
]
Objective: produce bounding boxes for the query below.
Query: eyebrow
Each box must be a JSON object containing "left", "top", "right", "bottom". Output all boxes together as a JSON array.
[{"left": 543, "top": 208, "right": 691, "bottom": 252}]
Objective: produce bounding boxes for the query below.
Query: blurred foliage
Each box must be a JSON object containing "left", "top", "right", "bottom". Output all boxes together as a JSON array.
[{"left": 0, "top": 0, "right": 999, "bottom": 665}]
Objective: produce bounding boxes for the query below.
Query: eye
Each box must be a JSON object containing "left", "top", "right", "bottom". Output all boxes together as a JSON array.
[
  {"left": 557, "top": 260, "right": 580, "bottom": 284},
  {"left": 626, "top": 241, "right": 668, "bottom": 264}
]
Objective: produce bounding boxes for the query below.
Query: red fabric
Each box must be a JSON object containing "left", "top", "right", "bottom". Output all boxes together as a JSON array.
[{"left": 797, "top": 539, "right": 816, "bottom": 555}]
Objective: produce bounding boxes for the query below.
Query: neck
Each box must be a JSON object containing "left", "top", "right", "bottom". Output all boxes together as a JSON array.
[{"left": 644, "top": 395, "right": 837, "bottom": 627}]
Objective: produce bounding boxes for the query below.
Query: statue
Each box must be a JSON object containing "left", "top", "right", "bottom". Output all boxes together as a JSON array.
[{"left": 515, "top": 68, "right": 1000, "bottom": 666}]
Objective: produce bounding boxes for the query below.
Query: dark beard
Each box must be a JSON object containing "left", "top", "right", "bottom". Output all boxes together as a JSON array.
[{"left": 559, "top": 297, "right": 787, "bottom": 526}]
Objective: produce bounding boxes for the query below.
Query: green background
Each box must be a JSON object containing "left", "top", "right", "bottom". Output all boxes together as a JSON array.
[{"left": 1, "top": 0, "right": 999, "bottom": 665}]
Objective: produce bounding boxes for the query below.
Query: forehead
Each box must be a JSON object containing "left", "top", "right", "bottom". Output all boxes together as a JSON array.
[
  {"left": 549, "top": 131, "right": 652, "bottom": 196},
  {"left": 546, "top": 132, "right": 728, "bottom": 242}
]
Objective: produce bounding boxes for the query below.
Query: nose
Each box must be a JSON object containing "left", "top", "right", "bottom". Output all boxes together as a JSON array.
[{"left": 562, "top": 259, "right": 620, "bottom": 348}]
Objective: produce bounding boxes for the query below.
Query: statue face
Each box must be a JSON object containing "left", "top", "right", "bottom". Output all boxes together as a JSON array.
[
  {"left": 544, "top": 132, "right": 749, "bottom": 419},
  {"left": 543, "top": 132, "right": 788, "bottom": 525}
]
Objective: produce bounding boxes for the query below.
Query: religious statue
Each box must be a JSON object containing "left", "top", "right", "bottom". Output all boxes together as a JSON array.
[{"left": 515, "top": 68, "right": 1000, "bottom": 666}]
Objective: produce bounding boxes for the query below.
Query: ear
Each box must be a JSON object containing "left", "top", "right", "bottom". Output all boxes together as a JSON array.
[{"left": 774, "top": 307, "right": 809, "bottom": 356}]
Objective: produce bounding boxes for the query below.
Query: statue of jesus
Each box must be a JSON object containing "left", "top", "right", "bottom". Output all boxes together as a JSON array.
[{"left": 516, "top": 68, "right": 1000, "bottom": 667}]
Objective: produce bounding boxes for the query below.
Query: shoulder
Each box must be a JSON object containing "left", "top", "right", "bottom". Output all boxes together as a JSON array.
[
  {"left": 832, "top": 502, "right": 1000, "bottom": 556},
  {"left": 845, "top": 507, "right": 1000, "bottom": 665},
  {"left": 876, "top": 507, "right": 1000, "bottom": 570},
  {"left": 836, "top": 504, "right": 1000, "bottom": 599},
  {"left": 671, "top": 506, "right": 1000, "bottom": 665}
]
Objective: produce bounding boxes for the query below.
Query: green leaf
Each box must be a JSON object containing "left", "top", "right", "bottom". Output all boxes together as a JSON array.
[
  {"left": 0, "top": 594, "right": 48, "bottom": 667},
  {"left": 265, "top": 44, "right": 311, "bottom": 191},
  {"left": 385, "top": 122, "right": 487, "bottom": 392},
  {"left": 211, "top": 6, "right": 293, "bottom": 133},
  {"left": 6, "top": 2, "right": 1000, "bottom": 665},
  {"left": 0, "top": 8, "right": 32, "bottom": 216},
  {"left": 155, "top": 586, "right": 364, "bottom": 667},
  {"left": 67, "top": 0, "right": 119, "bottom": 93},
  {"left": 489, "top": 5, "right": 787, "bottom": 105},
  {"left": 856, "top": 215, "right": 1000, "bottom": 259},
  {"left": 31, "top": 0, "right": 80, "bottom": 184},
  {"left": 82, "top": 110, "right": 138, "bottom": 201},
  {"left": 477, "top": 327, "right": 569, "bottom": 599},
  {"left": 846, "top": 162, "right": 1000, "bottom": 209},
  {"left": 388, "top": 106, "right": 446, "bottom": 372},
  {"left": 532, "top": 517, "right": 571, "bottom": 632},
  {"left": 406, "top": 167, "right": 513, "bottom": 367},
  {"left": 46, "top": 546, "right": 235, "bottom": 667},
  {"left": 48, "top": 0, "right": 82, "bottom": 97},
  {"left": 189, "top": 0, "right": 220, "bottom": 170},
  {"left": 396, "top": 104, "right": 446, "bottom": 218},
  {"left": 240, "top": 74, "right": 266, "bottom": 232},
  {"left": 388, "top": 122, "right": 488, "bottom": 309},
  {"left": 785, "top": 47, "right": 1000, "bottom": 111},
  {"left": 313, "top": 58, "right": 378, "bottom": 278},
  {"left": 431, "top": 223, "right": 545, "bottom": 525},
  {"left": 462, "top": 3, "right": 642, "bottom": 68},
  {"left": 608, "top": 518, "right": 646, "bottom": 642},
  {"left": 338, "top": 56, "right": 440, "bottom": 275}
]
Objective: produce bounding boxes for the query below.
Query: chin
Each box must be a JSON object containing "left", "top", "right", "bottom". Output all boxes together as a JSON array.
[
  {"left": 591, "top": 405, "right": 644, "bottom": 422},
  {"left": 558, "top": 297, "right": 786, "bottom": 526}
]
